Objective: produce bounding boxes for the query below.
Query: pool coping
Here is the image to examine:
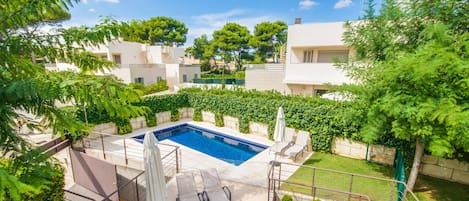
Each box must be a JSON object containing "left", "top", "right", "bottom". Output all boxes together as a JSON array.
[{"left": 132, "top": 123, "right": 269, "bottom": 150}]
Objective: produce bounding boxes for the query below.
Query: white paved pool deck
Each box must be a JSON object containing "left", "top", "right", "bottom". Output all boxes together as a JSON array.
[{"left": 123, "top": 119, "right": 313, "bottom": 201}]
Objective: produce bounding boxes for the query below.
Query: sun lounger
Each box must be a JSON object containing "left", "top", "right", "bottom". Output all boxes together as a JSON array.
[
  {"left": 200, "top": 168, "right": 231, "bottom": 201},
  {"left": 284, "top": 131, "right": 310, "bottom": 160},
  {"left": 176, "top": 174, "right": 206, "bottom": 201},
  {"left": 270, "top": 127, "right": 296, "bottom": 155}
]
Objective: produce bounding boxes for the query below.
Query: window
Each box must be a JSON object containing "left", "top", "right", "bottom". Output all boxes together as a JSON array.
[
  {"left": 302, "top": 50, "right": 314, "bottom": 63},
  {"left": 194, "top": 74, "right": 198, "bottom": 79},
  {"left": 113, "top": 54, "right": 121, "bottom": 64},
  {"left": 134, "top": 77, "right": 144, "bottom": 84},
  {"left": 99, "top": 54, "right": 107, "bottom": 60},
  {"left": 317, "top": 50, "right": 348, "bottom": 63},
  {"left": 182, "top": 74, "right": 187, "bottom": 82},
  {"left": 156, "top": 76, "right": 162, "bottom": 82}
]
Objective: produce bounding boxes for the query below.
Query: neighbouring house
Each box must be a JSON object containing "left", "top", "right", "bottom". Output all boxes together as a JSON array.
[
  {"left": 47, "top": 40, "right": 201, "bottom": 89},
  {"left": 245, "top": 20, "right": 354, "bottom": 97}
]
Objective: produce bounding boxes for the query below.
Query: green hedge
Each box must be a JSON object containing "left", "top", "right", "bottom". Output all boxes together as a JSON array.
[
  {"left": 215, "top": 113, "right": 224, "bottom": 127},
  {"left": 182, "top": 88, "right": 363, "bottom": 152},
  {"left": 78, "top": 88, "right": 413, "bottom": 155}
]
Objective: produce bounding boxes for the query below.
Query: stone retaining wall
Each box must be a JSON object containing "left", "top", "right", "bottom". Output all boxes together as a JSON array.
[
  {"left": 91, "top": 122, "right": 117, "bottom": 135},
  {"left": 202, "top": 111, "right": 215, "bottom": 125},
  {"left": 156, "top": 111, "right": 171, "bottom": 125},
  {"left": 420, "top": 155, "right": 469, "bottom": 185},
  {"left": 249, "top": 122, "right": 269, "bottom": 138},
  {"left": 130, "top": 116, "right": 146, "bottom": 130},
  {"left": 331, "top": 137, "right": 396, "bottom": 165},
  {"left": 223, "top": 115, "right": 239, "bottom": 131},
  {"left": 179, "top": 107, "right": 194, "bottom": 119}
]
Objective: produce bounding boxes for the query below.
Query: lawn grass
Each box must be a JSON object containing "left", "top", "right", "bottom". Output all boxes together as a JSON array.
[
  {"left": 283, "top": 152, "right": 469, "bottom": 201},
  {"left": 412, "top": 174, "right": 469, "bottom": 201},
  {"left": 282, "top": 152, "right": 396, "bottom": 201}
]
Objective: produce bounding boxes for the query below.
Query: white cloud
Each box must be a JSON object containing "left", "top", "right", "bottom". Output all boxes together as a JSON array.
[
  {"left": 189, "top": 9, "right": 278, "bottom": 37},
  {"left": 299, "top": 0, "right": 319, "bottom": 10},
  {"left": 96, "top": 0, "right": 120, "bottom": 3},
  {"left": 186, "top": 9, "right": 283, "bottom": 47},
  {"left": 82, "top": 0, "right": 88, "bottom": 4},
  {"left": 88, "top": 8, "right": 96, "bottom": 13},
  {"left": 334, "top": 0, "right": 353, "bottom": 9}
]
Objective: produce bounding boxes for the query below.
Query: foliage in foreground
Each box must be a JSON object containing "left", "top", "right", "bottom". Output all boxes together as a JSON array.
[
  {"left": 129, "top": 80, "right": 169, "bottom": 95},
  {"left": 342, "top": 0, "right": 469, "bottom": 192},
  {"left": 0, "top": 0, "right": 145, "bottom": 199}
]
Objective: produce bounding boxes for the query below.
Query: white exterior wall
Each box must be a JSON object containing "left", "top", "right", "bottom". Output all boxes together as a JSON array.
[
  {"left": 245, "top": 70, "right": 288, "bottom": 93},
  {"left": 179, "top": 65, "right": 201, "bottom": 83},
  {"left": 284, "top": 63, "right": 352, "bottom": 85},
  {"left": 286, "top": 22, "right": 346, "bottom": 49},
  {"left": 106, "top": 41, "right": 145, "bottom": 64},
  {"left": 146, "top": 46, "right": 185, "bottom": 64},
  {"left": 128, "top": 64, "right": 166, "bottom": 85},
  {"left": 165, "top": 64, "right": 180, "bottom": 89},
  {"left": 284, "top": 21, "right": 354, "bottom": 89},
  {"left": 107, "top": 67, "right": 132, "bottom": 84}
]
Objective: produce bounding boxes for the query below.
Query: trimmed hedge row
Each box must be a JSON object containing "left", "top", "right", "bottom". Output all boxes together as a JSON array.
[
  {"left": 183, "top": 88, "right": 363, "bottom": 152},
  {"left": 79, "top": 88, "right": 408, "bottom": 154}
]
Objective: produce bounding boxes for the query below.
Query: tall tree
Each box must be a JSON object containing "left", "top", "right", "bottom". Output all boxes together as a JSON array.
[
  {"left": 342, "top": 0, "right": 469, "bottom": 192},
  {"left": 250, "top": 21, "right": 287, "bottom": 63},
  {"left": 121, "top": 16, "right": 188, "bottom": 46},
  {"left": 0, "top": 0, "right": 146, "bottom": 199},
  {"left": 212, "top": 23, "right": 251, "bottom": 70},
  {"left": 188, "top": 34, "right": 217, "bottom": 70}
]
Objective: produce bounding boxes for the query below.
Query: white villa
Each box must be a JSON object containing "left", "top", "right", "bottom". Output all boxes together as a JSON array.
[
  {"left": 47, "top": 40, "right": 201, "bottom": 89},
  {"left": 246, "top": 20, "right": 354, "bottom": 97}
]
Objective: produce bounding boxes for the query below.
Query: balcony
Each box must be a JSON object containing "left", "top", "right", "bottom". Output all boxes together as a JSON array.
[{"left": 284, "top": 63, "right": 352, "bottom": 85}]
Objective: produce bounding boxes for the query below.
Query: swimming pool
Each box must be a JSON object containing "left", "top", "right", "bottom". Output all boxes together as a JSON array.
[{"left": 134, "top": 124, "right": 267, "bottom": 166}]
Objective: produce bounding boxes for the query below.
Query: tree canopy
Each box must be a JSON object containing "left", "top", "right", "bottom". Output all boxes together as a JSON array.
[
  {"left": 342, "top": 0, "right": 469, "bottom": 192},
  {"left": 0, "top": 0, "right": 146, "bottom": 199},
  {"left": 250, "top": 21, "right": 287, "bottom": 63},
  {"left": 212, "top": 23, "right": 251, "bottom": 70},
  {"left": 121, "top": 16, "right": 188, "bottom": 46}
]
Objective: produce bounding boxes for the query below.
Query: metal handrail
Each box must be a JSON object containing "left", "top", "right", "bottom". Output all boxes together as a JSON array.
[
  {"left": 81, "top": 131, "right": 181, "bottom": 201},
  {"left": 102, "top": 171, "right": 145, "bottom": 201},
  {"left": 276, "top": 161, "right": 419, "bottom": 199},
  {"left": 267, "top": 160, "right": 420, "bottom": 201},
  {"left": 276, "top": 179, "right": 371, "bottom": 201},
  {"left": 64, "top": 189, "right": 96, "bottom": 201}
]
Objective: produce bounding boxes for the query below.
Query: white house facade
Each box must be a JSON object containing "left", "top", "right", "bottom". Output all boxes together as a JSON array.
[
  {"left": 49, "top": 40, "right": 200, "bottom": 89},
  {"left": 246, "top": 21, "right": 354, "bottom": 97}
]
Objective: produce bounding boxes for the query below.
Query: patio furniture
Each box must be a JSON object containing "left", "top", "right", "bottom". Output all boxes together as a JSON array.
[
  {"left": 284, "top": 131, "right": 310, "bottom": 160},
  {"left": 200, "top": 168, "right": 231, "bottom": 201},
  {"left": 270, "top": 127, "right": 295, "bottom": 155},
  {"left": 176, "top": 174, "right": 206, "bottom": 201}
]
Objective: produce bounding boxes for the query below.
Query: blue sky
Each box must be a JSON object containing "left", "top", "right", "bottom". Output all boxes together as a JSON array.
[{"left": 65, "top": 0, "right": 379, "bottom": 46}]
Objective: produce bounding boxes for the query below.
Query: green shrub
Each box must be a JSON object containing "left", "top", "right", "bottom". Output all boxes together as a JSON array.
[
  {"left": 281, "top": 194, "right": 293, "bottom": 201},
  {"left": 193, "top": 109, "right": 202, "bottom": 121},
  {"left": 239, "top": 117, "right": 249, "bottom": 133},
  {"left": 116, "top": 118, "right": 132, "bottom": 134},
  {"left": 143, "top": 80, "right": 169, "bottom": 95},
  {"left": 215, "top": 113, "right": 224, "bottom": 127},
  {"left": 22, "top": 164, "right": 65, "bottom": 201},
  {"left": 170, "top": 110, "right": 180, "bottom": 122},
  {"left": 145, "top": 114, "right": 157, "bottom": 127},
  {"left": 129, "top": 82, "right": 144, "bottom": 90},
  {"left": 234, "top": 71, "right": 245, "bottom": 80}
]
